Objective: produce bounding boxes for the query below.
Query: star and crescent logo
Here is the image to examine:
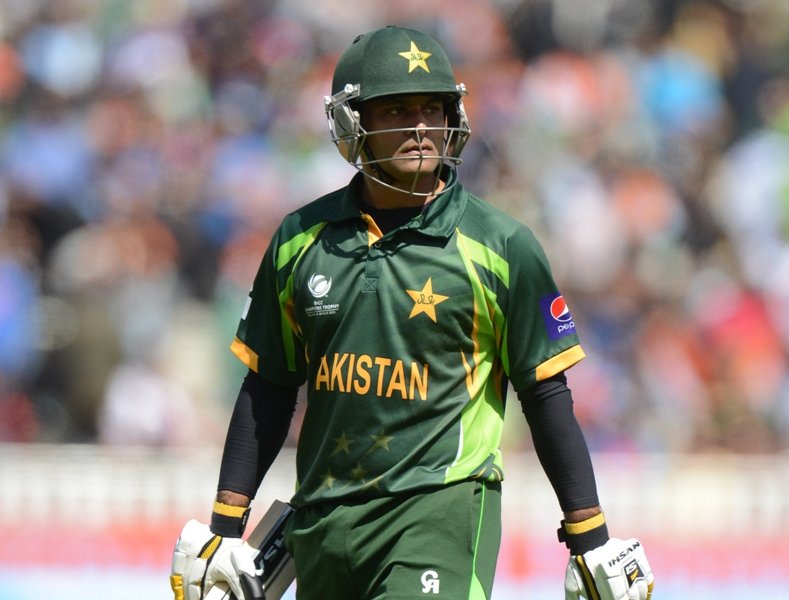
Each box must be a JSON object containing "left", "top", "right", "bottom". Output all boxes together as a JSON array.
[
  {"left": 406, "top": 277, "right": 448, "bottom": 322},
  {"left": 398, "top": 41, "right": 432, "bottom": 73}
]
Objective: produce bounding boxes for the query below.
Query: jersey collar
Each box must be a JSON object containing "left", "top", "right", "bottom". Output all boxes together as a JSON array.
[
  {"left": 407, "top": 168, "right": 466, "bottom": 239},
  {"left": 330, "top": 169, "right": 467, "bottom": 239}
]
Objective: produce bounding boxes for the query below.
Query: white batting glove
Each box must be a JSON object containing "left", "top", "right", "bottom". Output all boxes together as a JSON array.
[
  {"left": 565, "top": 538, "right": 654, "bottom": 600},
  {"left": 170, "top": 519, "right": 260, "bottom": 600}
]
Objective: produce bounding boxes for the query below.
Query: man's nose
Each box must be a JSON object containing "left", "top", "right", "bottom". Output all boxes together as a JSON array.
[{"left": 411, "top": 114, "right": 430, "bottom": 136}]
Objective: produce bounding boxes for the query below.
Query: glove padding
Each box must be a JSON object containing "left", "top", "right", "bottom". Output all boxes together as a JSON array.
[
  {"left": 565, "top": 537, "right": 654, "bottom": 600},
  {"left": 171, "top": 519, "right": 261, "bottom": 600}
]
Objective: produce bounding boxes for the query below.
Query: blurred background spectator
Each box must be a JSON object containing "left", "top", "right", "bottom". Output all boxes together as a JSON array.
[{"left": 1, "top": 0, "right": 787, "bottom": 453}]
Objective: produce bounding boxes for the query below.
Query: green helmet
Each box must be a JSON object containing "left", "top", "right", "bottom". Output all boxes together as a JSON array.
[
  {"left": 331, "top": 25, "right": 463, "bottom": 102},
  {"left": 324, "top": 26, "right": 471, "bottom": 194}
]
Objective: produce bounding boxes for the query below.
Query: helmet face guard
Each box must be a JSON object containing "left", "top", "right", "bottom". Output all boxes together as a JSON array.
[
  {"left": 324, "top": 26, "right": 472, "bottom": 196},
  {"left": 324, "top": 83, "right": 471, "bottom": 195}
]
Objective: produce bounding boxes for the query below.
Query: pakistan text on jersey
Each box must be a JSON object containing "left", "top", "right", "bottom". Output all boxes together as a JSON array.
[{"left": 314, "top": 353, "right": 429, "bottom": 401}]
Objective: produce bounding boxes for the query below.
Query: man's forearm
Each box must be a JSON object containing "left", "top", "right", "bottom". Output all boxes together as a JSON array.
[
  {"left": 217, "top": 370, "right": 298, "bottom": 498},
  {"left": 216, "top": 489, "right": 252, "bottom": 507},
  {"left": 211, "top": 371, "right": 297, "bottom": 537},
  {"left": 519, "top": 375, "right": 601, "bottom": 511},
  {"left": 564, "top": 505, "right": 602, "bottom": 523}
]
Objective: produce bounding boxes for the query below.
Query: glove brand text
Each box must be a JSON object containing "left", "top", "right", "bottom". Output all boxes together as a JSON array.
[{"left": 606, "top": 540, "right": 642, "bottom": 568}]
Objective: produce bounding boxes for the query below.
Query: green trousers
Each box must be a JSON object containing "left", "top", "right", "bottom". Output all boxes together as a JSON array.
[{"left": 284, "top": 480, "right": 501, "bottom": 600}]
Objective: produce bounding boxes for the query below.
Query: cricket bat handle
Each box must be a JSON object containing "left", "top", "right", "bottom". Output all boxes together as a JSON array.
[
  {"left": 203, "top": 576, "right": 266, "bottom": 600},
  {"left": 202, "top": 500, "right": 295, "bottom": 600},
  {"left": 204, "top": 581, "right": 233, "bottom": 600}
]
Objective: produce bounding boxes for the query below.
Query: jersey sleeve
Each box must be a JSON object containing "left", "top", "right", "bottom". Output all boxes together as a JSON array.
[
  {"left": 230, "top": 227, "right": 308, "bottom": 388},
  {"left": 502, "top": 226, "right": 585, "bottom": 391}
]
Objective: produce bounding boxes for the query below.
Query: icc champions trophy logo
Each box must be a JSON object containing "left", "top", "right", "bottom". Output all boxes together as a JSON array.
[{"left": 308, "top": 274, "right": 332, "bottom": 298}]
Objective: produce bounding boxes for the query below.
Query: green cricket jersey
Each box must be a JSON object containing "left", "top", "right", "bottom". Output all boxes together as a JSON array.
[{"left": 231, "top": 171, "right": 585, "bottom": 507}]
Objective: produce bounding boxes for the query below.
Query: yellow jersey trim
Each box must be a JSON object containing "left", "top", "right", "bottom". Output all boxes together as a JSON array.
[
  {"left": 535, "top": 344, "right": 586, "bottom": 381},
  {"left": 230, "top": 336, "right": 259, "bottom": 372}
]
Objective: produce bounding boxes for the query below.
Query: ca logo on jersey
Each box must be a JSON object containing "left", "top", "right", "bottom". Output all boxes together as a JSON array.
[{"left": 420, "top": 570, "right": 440, "bottom": 594}]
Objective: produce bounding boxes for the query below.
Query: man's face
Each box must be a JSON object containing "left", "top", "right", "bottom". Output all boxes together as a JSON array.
[{"left": 358, "top": 94, "right": 447, "bottom": 190}]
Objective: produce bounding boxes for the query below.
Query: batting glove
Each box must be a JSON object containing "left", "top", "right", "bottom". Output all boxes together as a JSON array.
[
  {"left": 564, "top": 537, "right": 654, "bottom": 600},
  {"left": 170, "top": 519, "right": 263, "bottom": 600}
]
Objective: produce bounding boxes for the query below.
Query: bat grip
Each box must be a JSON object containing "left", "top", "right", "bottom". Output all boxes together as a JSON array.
[
  {"left": 202, "top": 577, "right": 266, "bottom": 600},
  {"left": 203, "top": 581, "right": 232, "bottom": 600}
]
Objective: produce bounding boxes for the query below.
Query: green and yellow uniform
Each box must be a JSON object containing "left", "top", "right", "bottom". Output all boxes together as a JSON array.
[
  {"left": 166, "top": 25, "right": 626, "bottom": 600},
  {"left": 231, "top": 171, "right": 585, "bottom": 508}
]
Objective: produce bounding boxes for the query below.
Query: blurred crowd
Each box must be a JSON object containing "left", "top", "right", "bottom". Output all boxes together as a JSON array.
[{"left": 0, "top": 0, "right": 788, "bottom": 453}]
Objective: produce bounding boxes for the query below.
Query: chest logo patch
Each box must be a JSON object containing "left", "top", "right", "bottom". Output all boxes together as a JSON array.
[
  {"left": 308, "top": 273, "right": 332, "bottom": 298},
  {"left": 406, "top": 277, "right": 449, "bottom": 323},
  {"left": 305, "top": 273, "right": 340, "bottom": 318}
]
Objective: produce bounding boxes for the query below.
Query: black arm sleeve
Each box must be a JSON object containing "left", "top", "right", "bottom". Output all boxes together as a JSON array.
[
  {"left": 518, "top": 373, "right": 600, "bottom": 512},
  {"left": 216, "top": 369, "right": 298, "bottom": 498}
]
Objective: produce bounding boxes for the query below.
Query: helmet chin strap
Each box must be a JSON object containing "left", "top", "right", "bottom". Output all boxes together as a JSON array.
[
  {"left": 362, "top": 157, "right": 441, "bottom": 198},
  {"left": 361, "top": 158, "right": 444, "bottom": 198}
]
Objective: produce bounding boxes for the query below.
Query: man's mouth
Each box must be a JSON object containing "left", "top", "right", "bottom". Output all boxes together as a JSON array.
[{"left": 401, "top": 144, "right": 435, "bottom": 156}]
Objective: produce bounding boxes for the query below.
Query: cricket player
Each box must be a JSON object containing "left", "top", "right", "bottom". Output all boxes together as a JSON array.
[{"left": 171, "top": 26, "right": 654, "bottom": 600}]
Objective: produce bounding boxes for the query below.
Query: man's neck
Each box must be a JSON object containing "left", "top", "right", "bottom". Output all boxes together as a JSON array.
[
  {"left": 358, "top": 200, "right": 425, "bottom": 235},
  {"left": 361, "top": 176, "right": 445, "bottom": 209}
]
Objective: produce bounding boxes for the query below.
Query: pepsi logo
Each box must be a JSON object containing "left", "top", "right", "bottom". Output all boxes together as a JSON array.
[
  {"left": 540, "top": 292, "right": 577, "bottom": 340},
  {"left": 550, "top": 295, "right": 573, "bottom": 322}
]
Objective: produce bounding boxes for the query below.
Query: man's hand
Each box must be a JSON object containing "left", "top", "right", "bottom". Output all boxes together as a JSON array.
[
  {"left": 564, "top": 537, "right": 654, "bottom": 600},
  {"left": 170, "top": 519, "right": 262, "bottom": 600}
]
